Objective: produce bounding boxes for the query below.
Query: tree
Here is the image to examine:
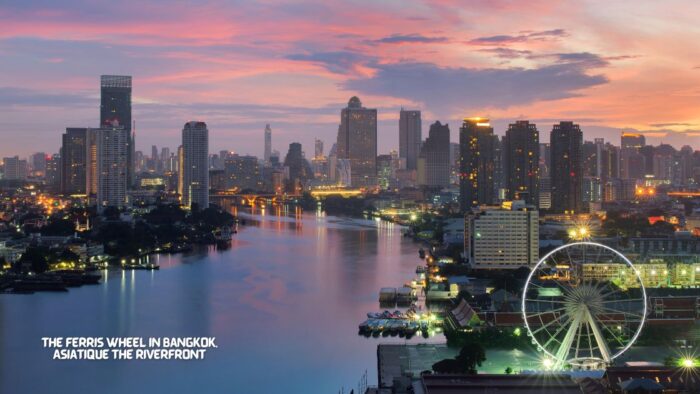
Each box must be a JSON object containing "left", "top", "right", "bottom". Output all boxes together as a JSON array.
[
  {"left": 504, "top": 367, "right": 513, "bottom": 374},
  {"left": 433, "top": 342, "right": 486, "bottom": 375},
  {"left": 41, "top": 218, "right": 75, "bottom": 236},
  {"left": 456, "top": 342, "right": 486, "bottom": 374},
  {"left": 17, "top": 246, "right": 50, "bottom": 273}
]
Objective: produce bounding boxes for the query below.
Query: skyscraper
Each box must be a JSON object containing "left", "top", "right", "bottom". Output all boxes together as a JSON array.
[
  {"left": 2, "top": 156, "right": 27, "bottom": 181},
  {"left": 504, "top": 120, "right": 539, "bottom": 205},
  {"left": 60, "top": 127, "right": 88, "bottom": 195},
  {"left": 100, "top": 75, "right": 133, "bottom": 186},
  {"left": 314, "top": 138, "right": 324, "bottom": 159},
  {"left": 417, "top": 121, "right": 450, "bottom": 187},
  {"left": 95, "top": 126, "right": 128, "bottom": 211},
  {"left": 283, "top": 142, "right": 312, "bottom": 193},
  {"left": 550, "top": 121, "right": 583, "bottom": 214},
  {"left": 399, "top": 109, "right": 421, "bottom": 171},
  {"left": 459, "top": 117, "right": 495, "bottom": 211},
  {"left": 620, "top": 132, "right": 645, "bottom": 180},
  {"left": 181, "top": 121, "right": 209, "bottom": 209},
  {"left": 264, "top": 124, "right": 272, "bottom": 164},
  {"left": 337, "top": 96, "right": 377, "bottom": 187}
]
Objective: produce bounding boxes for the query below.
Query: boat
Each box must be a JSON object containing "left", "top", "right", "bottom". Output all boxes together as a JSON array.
[
  {"left": 122, "top": 261, "right": 160, "bottom": 270},
  {"left": 215, "top": 226, "right": 233, "bottom": 248},
  {"left": 47, "top": 270, "right": 101, "bottom": 286}
]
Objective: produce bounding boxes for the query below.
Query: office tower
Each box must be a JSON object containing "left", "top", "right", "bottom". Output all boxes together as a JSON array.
[
  {"left": 600, "top": 142, "right": 619, "bottom": 181},
  {"left": 264, "top": 124, "right": 272, "bottom": 164},
  {"left": 181, "top": 121, "right": 209, "bottom": 209},
  {"left": 2, "top": 156, "right": 27, "bottom": 180},
  {"left": 399, "top": 109, "right": 421, "bottom": 171},
  {"left": 459, "top": 117, "right": 495, "bottom": 211},
  {"left": 620, "top": 132, "right": 645, "bottom": 180},
  {"left": 337, "top": 96, "right": 377, "bottom": 187},
  {"left": 417, "top": 121, "right": 450, "bottom": 187},
  {"left": 504, "top": 120, "right": 539, "bottom": 205},
  {"left": 464, "top": 200, "right": 539, "bottom": 270},
  {"left": 46, "top": 154, "right": 60, "bottom": 190},
  {"left": 60, "top": 127, "right": 88, "bottom": 195},
  {"left": 550, "top": 121, "right": 583, "bottom": 214},
  {"left": 95, "top": 126, "right": 128, "bottom": 211},
  {"left": 224, "top": 155, "right": 262, "bottom": 191},
  {"left": 100, "top": 75, "right": 132, "bottom": 186},
  {"left": 31, "top": 153, "right": 47, "bottom": 176}
]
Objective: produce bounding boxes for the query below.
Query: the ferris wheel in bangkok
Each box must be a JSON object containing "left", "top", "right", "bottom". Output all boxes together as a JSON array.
[{"left": 522, "top": 242, "right": 647, "bottom": 370}]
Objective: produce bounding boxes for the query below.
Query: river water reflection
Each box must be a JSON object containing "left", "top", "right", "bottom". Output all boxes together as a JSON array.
[{"left": 1, "top": 210, "right": 437, "bottom": 393}]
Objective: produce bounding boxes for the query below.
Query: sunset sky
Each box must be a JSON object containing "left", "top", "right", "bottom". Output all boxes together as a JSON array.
[{"left": 2, "top": 0, "right": 700, "bottom": 158}]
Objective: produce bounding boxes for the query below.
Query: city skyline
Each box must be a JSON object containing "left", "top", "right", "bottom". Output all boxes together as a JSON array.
[{"left": 2, "top": 1, "right": 700, "bottom": 157}]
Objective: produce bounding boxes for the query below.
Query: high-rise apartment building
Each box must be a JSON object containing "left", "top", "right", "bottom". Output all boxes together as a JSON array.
[
  {"left": 100, "top": 75, "right": 133, "bottom": 186},
  {"left": 504, "top": 120, "right": 539, "bottom": 205},
  {"left": 181, "top": 121, "right": 209, "bottom": 209},
  {"left": 464, "top": 200, "right": 539, "bottom": 270},
  {"left": 60, "top": 127, "right": 88, "bottom": 195},
  {"left": 459, "top": 117, "right": 495, "bottom": 211},
  {"left": 95, "top": 126, "right": 128, "bottom": 211},
  {"left": 550, "top": 121, "right": 583, "bottom": 214},
  {"left": 337, "top": 97, "right": 377, "bottom": 187},
  {"left": 417, "top": 121, "right": 450, "bottom": 187},
  {"left": 399, "top": 109, "right": 421, "bottom": 171},
  {"left": 2, "top": 156, "right": 27, "bottom": 181}
]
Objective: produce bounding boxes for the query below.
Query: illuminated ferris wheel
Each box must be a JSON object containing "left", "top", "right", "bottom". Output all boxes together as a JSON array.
[{"left": 522, "top": 242, "right": 647, "bottom": 370}]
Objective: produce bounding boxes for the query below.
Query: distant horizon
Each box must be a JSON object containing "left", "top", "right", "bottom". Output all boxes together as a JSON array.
[{"left": 2, "top": 1, "right": 700, "bottom": 157}]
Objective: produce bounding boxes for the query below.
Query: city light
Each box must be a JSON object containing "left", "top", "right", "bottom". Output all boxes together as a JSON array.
[{"left": 542, "top": 358, "right": 553, "bottom": 369}]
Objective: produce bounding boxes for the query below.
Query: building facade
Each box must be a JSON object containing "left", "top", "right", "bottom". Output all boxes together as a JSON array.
[
  {"left": 504, "top": 120, "right": 539, "bottom": 205},
  {"left": 550, "top": 121, "right": 583, "bottom": 214},
  {"left": 60, "top": 127, "right": 88, "bottom": 195},
  {"left": 417, "top": 121, "right": 450, "bottom": 188},
  {"left": 337, "top": 96, "right": 377, "bottom": 187},
  {"left": 399, "top": 109, "right": 421, "bottom": 171},
  {"left": 100, "top": 75, "right": 133, "bottom": 186},
  {"left": 459, "top": 117, "right": 495, "bottom": 211},
  {"left": 95, "top": 126, "right": 128, "bottom": 211},
  {"left": 181, "top": 121, "right": 209, "bottom": 209},
  {"left": 464, "top": 200, "right": 539, "bottom": 270}
]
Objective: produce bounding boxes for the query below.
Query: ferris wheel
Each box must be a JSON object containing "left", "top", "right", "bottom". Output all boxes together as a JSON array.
[{"left": 522, "top": 242, "right": 647, "bottom": 370}]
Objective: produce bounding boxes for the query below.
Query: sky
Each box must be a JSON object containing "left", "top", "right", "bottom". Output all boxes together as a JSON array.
[{"left": 1, "top": 0, "right": 700, "bottom": 158}]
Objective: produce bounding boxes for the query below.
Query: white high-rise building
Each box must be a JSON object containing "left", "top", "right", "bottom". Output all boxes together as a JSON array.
[
  {"left": 182, "top": 121, "right": 209, "bottom": 209},
  {"left": 464, "top": 200, "right": 539, "bottom": 270},
  {"left": 264, "top": 124, "right": 272, "bottom": 164},
  {"left": 96, "top": 126, "right": 128, "bottom": 211}
]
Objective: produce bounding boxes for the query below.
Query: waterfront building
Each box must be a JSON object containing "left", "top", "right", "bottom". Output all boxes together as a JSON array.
[
  {"left": 459, "top": 117, "right": 495, "bottom": 211},
  {"left": 264, "top": 124, "right": 272, "bottom": 164},
  {"left": 95, "top": 126, "right": 128, "bottom": 211},
  {"left": 224, "top": 154, "right": 262, "bottom": 191},
  {"left": 504, "top": 120, "right": 539, "bottom": 205},
  {"left": 550, "top": 121, "right": 583, "bottom": 214},
  {"left": 417, "top": 121, "right": 450, "bottom": 188},
  {"left": 399, "top": 109, "right": 421, "bottom": 171},
  {"left": 100, "top": 75, "right": 133, "bottom": 186},
  {"left": 181, "top": 121, "right": 209, "bottom": 209},
  {"left": 60, "top": 127, "right": 88, "bottom": 195},
  {"left": 337, "top": 96, "right": 377, "bottom": 187},
  {"left": 464, "top": 200, "right": 539, "bottom": 270}
]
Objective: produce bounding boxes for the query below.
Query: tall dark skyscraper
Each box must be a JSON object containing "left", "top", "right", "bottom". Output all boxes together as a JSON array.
[
  {"left": 100, "top": 75, "right": 133, "bottom": 186},
  {"left": 283, "top": 142, "right": 311, "bottom": 193},
  {"left": 550, "top": 121, "right": 583, "bottom": 214},
  {"left": 337, "top": 96, "right": 377, "bottom": 187},
  {"left": 60, "top": 127, "right": 88, "bottom": 195},
  {"left": 182, "top": 121, "right": 209, "bottom": 209},
  {"left": 417, "top": 121, "right": 450, "bottom": 187},
  {"left": 504, "top": 120, "right": 539, "bottom": 205},
  {"left": 399, "top": 109, "right": 421, "bottom": 171},
  {"left": 459, "top": 117, "right": 495, "bottom": 211}
]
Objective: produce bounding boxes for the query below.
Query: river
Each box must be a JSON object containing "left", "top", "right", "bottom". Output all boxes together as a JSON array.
[{"left": 0, "top": 210, "right": 435, "bottom": 393}]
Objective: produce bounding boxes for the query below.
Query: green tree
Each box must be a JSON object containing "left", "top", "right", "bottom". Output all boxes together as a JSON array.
[
  {"left": 456, "top": 342, "right": 486, "bottom": 374},
  {"left": 17, "top": 246, "right": 50, "bottom": 273},
  {"left": 505, "top": 367, "right": 513, "bottom": 374}
]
